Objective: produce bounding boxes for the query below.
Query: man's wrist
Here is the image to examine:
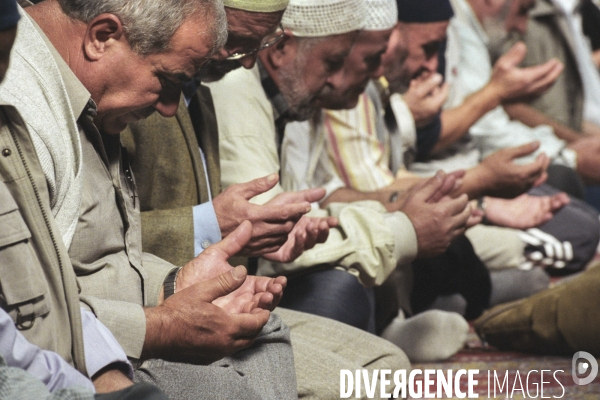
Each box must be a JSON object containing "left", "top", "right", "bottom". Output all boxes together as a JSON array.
[
  {"left": 480, "top": 82, "right": 503, "bottom": 111},
  {"left": 163, "top": 267, "right": 182, "bottom": 301}
]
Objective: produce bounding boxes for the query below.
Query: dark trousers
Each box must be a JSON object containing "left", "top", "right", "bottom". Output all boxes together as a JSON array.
[
  {"left": 411, "top": 235, "right": 491, "bottom": 320},
  {"left": 278, "top": 268, "right": 376, "bottom": 332}
]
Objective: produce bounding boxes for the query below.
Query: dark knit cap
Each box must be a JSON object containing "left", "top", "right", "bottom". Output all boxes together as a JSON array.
[
  {"left": 396, "top": 0, "right": 454, "bottom": 23},
  {"left": 0, "top": 0, "right": 20, "bottom": 31}
]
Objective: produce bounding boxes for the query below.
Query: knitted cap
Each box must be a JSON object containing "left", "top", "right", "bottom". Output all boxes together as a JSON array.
[
  {"left": 0, "top": 0, "right": 19, "bottom": 30},
  {"left": 364, "top": 0, "right": 398, "bottom": 30},
  {"left": 223, "top": 0, "right": 289, "bottom": 13},
  {"left": 282, "top": 0, "right": 365, "bottom": 37},
  {"left": 396, "top": 0, "right": 454, "bottom": 23}
]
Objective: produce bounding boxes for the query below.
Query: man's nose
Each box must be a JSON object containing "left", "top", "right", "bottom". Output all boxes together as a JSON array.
[
  {"left": 423, "top": 54, "right": 439, "bottom": 74},
  {"left": 239, "top": 53, "right": 259, "bottom": 69}
]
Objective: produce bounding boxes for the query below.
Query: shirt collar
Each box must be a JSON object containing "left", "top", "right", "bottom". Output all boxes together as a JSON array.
[{"left": 26, "top": 12, "right": 96, "bottom": 118}]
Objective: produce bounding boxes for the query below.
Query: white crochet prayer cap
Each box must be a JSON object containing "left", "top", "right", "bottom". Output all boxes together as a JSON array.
[
  {"left": 223, "top": 0, "right": 289, "bottom": 12},
  {"left": 282, "top": 0, "right": 365, "bottom": 37},
  {"left": 364, "top": 0, "right": 397, "bottom": 30}
]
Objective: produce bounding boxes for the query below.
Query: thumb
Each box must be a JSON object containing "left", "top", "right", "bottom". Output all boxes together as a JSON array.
[
  {"left": 196, "top": 265, "right": 248, "bottom": 303},
  {"left": 411, "top": 170, "right": 446, "bottom": 201},
  {"left": 505, "top": 141, "right": 540, "bottom": 159},
  {"left": 219, "top": 220, "right": 253, "bottom": 257},
  {"left": 415, "top": 73, "right": 443, "bottom": 97},
  {"left": 499, "top": 42, "right": 527, "bottom": 68},
  {"left": 239, "top": 174, "right": 280, "bottom": 200}
]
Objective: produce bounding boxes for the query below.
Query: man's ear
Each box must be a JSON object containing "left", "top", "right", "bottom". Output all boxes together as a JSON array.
[
  {"left": 263, "top": 32, "right": 297, "bottom": 69},
  {"left": 83, "top": 13, "right": 124, "bottom": 61}
]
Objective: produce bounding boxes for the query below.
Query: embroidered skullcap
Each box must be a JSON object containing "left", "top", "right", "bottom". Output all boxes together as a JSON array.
[
  {"left": 364, "top": 0, "right": 398, "bottom": 30},
  {"left": 0, "top": 0, "right": 19, "bottom": 30},
  {"left": 282, "top": 0, "right": 365, "bottom": 37},
  {"left": 223, "top": 0, "right": 289, "bottom": 13},
  {"left": 396, "top": 0, "right": 454, "bottom": 23}
]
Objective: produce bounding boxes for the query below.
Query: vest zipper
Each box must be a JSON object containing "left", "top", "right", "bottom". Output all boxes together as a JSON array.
[{"left": 5, "top": 119, "right": 87, "bottom": 376}]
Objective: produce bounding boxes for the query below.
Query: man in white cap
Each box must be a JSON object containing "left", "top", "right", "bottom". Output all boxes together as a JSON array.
[
  {"left": 209, "top": 0, "right": 473, "bottom": 334},
  {"left": 122, "top": 1, "right": 411, "bottom": 398}
]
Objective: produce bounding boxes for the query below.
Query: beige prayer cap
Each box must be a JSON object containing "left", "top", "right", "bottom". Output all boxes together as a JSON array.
[
  {"left": 364, "top": 0, "right": 397, "bottom": 30},
  {"left": 223, "top": 0, "right": 289, "bottom": 12},
  {"left": 282, "top": 0, "right": 365, "bottom": 37}
]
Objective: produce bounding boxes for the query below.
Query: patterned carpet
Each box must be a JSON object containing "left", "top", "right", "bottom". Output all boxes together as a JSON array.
[{"left": 411, "top": 329, "right": 600, "bottom": 399}]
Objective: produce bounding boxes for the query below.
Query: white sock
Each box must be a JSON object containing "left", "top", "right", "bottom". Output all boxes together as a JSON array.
[{"left": 381, "top": 310, "right": 469, "bottom": 362}]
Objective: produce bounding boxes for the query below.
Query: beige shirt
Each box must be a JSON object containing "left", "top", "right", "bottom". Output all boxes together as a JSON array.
[{"left": 209, "top": 65, "right": 418, "bottom": 288}]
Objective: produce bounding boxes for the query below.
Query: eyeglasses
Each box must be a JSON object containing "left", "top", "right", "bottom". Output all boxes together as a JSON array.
[{"left": 225, "top": 24, "right": 286, "bottom": 61}]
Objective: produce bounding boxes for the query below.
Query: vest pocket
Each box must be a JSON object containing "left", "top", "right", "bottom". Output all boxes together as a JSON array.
[{"left": 0, "top": 205, "right": 50, "bottom": 329}]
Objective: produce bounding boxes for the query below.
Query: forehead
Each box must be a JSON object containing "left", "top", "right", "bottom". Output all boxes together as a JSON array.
[
  {"left": 308, "top": 32, "right": 357, "bottom": 60},
  {"left": 152, "top": 16, "right": 216, "bottom": 76},
  {"left": 225, "top": 8, "right": 284, "bottom": 43},
  {"left": 403, "top": 21, "right": 449, "bottom": 46},
  {"left": 354, "top": 29, "right": 392, "bottom": 55}
]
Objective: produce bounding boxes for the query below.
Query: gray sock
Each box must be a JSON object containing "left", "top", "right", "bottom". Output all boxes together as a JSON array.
[
  {"left": 381, "top": 310, "right": 469, "bottom": 362},
  {"left": 489, "top": 267, "right": 550, "bottom": 306}
]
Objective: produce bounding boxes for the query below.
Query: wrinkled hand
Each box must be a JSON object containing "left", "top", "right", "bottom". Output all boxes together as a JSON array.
[
  {"left": 483, "top": 192, "right": 570, "bottom": 229},
  {"left": 214, "top": 174, "right": 323, "bottom": 256},
  {"left": 475, "top": 142, "right": 549, "bottom": 198},
  {"left": 143, "top": 263, "right": 271, "bottom": 365},
  {"left": 262, "top": 215, "right": 338, "bottom": 263},
  {"left": 401, "top": 171, "right": 475, "bottom": 257},
  {"left": 403, "top": 73, "right": 449, "bottom": 128},
  {"left": 569, "top": 136, "right": 600, "bottom": 184},
  {"left": 490, "top": 42, "right": 564, "bottom": 102},
  {"left": 178, "top": 221, "right": 286, "bottom": 310}
]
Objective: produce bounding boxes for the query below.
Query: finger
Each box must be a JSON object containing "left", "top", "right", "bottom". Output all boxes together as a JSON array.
[
  {"left": 316, "top": 218, "right": 331, "bottom": 243},
  {"left": 231, "top": 310, "right": 270, "bottom": 338},
  {"left": 523, "top": 60, "right": 564, "bottom": 94},
  {"left": 519, "top": 155, "right": 546, "bottom": 180},
  {"left": 532, "top": 171, "right": 548, "bottom": 188},
  {"left": 447, "top": 169, "right": 466, "bottom": 180},
  {"left": 215, "top": 292, "right": 254, "bottom": 314},
  {"left": 549, "top": 192, "right": 570, "bottom": 210},
  {"left": 466, "top": 212, "right": 483, "bottom": 228},
  {"left": 498, "top": 41, "right": 527, "bottom": 69},
  {"left": 504, "top": 141, "right": 541, "bottom": 159},
  {"left": 196, "top": 265, "right": 248, "bottom": 303},
  {"left": 248, "top": 203, "right": 311, "bottom": 225},
  {"left": 326, "top": 216, "right": 339, "bottom": 228},
  {"left": 273, "top": 275, "right": 287, "bottom": 291},
  {"left": 238, "top": 174, "right": 280, "bottom": 200},
  {"left": 270, "top": 188, "right": 326, "bottom": 205},
  {"left": 254, "top": 292, "right": 274, "bottom": 310},
  {"left": 447, "top": 193, "right": 470, "bottom": 216},
  {"left": 412, "top": 170, "right": 447, "bottom": 202},
  {"left": 449, "top": 198, "right": 473, "bottom": 230},
  {"left": 415, "top": 73, "right": 443, "bottom": 97},
  {"left": 428, "top": 174, "right": 458, "bottom": 203}
]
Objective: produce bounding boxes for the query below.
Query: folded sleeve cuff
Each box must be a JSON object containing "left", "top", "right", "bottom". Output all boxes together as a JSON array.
[{"left": 384, "top": 211, "right": 418, "bottom": 265}]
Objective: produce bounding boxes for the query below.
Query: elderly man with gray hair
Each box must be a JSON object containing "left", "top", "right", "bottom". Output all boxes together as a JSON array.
[{"left": 0, "top": 0, "right": 307, "bottom": 398}]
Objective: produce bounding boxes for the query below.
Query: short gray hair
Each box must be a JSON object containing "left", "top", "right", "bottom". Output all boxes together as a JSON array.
[{"left": 58, "top": 0, "right": 227, "bottom": 55}]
